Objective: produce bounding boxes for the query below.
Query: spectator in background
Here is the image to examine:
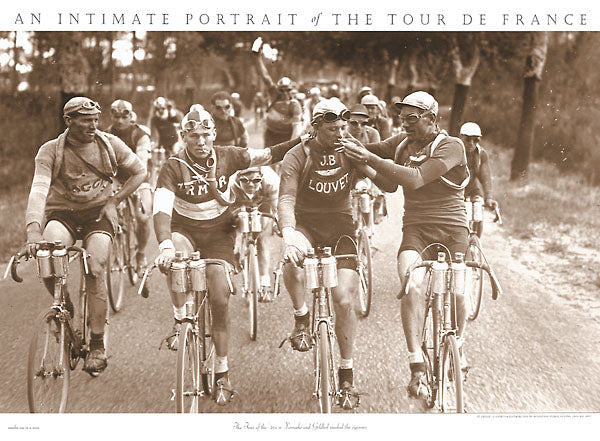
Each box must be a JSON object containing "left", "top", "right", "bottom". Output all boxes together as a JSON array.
[
  {"left": 210, "top": 91, "right": 249, "bottom": 148},
  {"left": 361, "top": 94, "right": 392, "bottom": 140}
]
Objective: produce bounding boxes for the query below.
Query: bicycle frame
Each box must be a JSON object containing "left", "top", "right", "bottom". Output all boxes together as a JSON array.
[{"left": 351, "top": 188, "right": 374, "bottom": 237}]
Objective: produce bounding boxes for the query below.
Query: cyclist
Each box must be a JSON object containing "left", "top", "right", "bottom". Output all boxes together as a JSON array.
[
  {"left": 278, "top": 99, "right": 397, "bottom": 409},
  {"left": 459, "top": 122, "right": 498, "bottom": 237},
  {"left": 230, "top": 92, "right": 243, "bottom": 118},
  {"left": 306, "top": 87, "right": 324, "bottom": 118},
  {"left": 107, "top": 99, "right": 153, "bottom": 274},
  {"left": 253, "top": 38, "right": 303, "bottom": 147},
  {"left": 346, "top": 104, "right": 387, "bottom": 225},
  {"left": 357, "top": 86, "right": 372, "bottom": 104},
  {"left": 343, "top": 91, "right": 470, "bottom": 399},
  {"left": 24, "top": 96, "right": 146, "bottom": 374},
  {"left": 210, "top": 91, "right": 249, "bottom": 148},
  {"left": 390, "top": 96, "right": 404, "bottom": 136},
  {"left": 229, "top": 166, "right": 280, "bottom": 301},
  {"left": 252, "top": 91, "right": 267, "bottom": 122},
  {"left": 150, "top": 96, "right": 183, "bottom": 156},
  {"left": 152, "top": 108, "right": 302, "bottom": 405},
  {"left": 360, "top": 94, "right": 392, "bottom": 140}
]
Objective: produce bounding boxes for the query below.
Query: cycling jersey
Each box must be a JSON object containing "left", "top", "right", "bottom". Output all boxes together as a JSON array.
[
  {"left": 214, "top": 116, "right": 248, "bottom": 148},
  {"left": 229, "top": 166, "right": 279, "bottom": 213},
  {"left": 465, "top": 144, "right": 493, "bottom": 200},
  {"left": 25, "top": 130, "right": 145, "bottom": 228},
  {"left": 151, "top": 112, "right": 182, "bottom": 149},
  {"left": 107, "top": 123, "right": 147, "bottom": 153}
]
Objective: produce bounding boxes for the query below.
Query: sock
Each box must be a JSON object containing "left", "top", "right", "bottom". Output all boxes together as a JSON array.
[
  {"left": 338, "top": 367, "right": 353, "bottom": 385},
  {"left": 260, "top": 274, "right": 271, "bottom": 287},
  {"left": 339, "top": 358, "right": 353, "bottom": 370},
  {"left": 408, "top": 351, "right": 424, "bottom": 364},
  {"left": 90, "top": 333, "right": 104, "bottom": 351},
  {"left": 294, "top": 303, "right": 308, "bottom": 317},
  {"left": 215, "top": 356, "right": 228, "bottom": 374},
  {"left": 173, "top": 305, "right": 185, "bottom": 321}
]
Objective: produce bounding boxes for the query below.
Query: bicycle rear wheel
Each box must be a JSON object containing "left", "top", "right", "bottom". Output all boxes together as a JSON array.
[
  {"left": 466, "top": 235, "right": 484, "bottom": 321},
  {"left": 247, "top": 244, "right": 259, "bottom": 341},
  {"left": 357, "top": 228, "right": 373, "bottom": 318},
  {"left": 199, "top": 298, "right": 215, "bottom": 396},
  {"left": 440, "top": 335, "right": 465, "bottom": 413},
  {"left": 316, "top": 321, "right": 336, "bottom": 413},
  {"left": 176, "top": 322, "right": 200, "bottom": 413},
  {"left": 107, "top": 233, "right": 125, "bottom": 313},
  {"left": 27, "top": 310, "right": 70, "bottom": 413}
]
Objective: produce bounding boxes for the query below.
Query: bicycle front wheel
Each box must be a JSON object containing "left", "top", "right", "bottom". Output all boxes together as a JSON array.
[
  {"left": 199, "top": 298, "right": 215, "bottom": 396},
  {"left": 124, "top": 199, "right": 138, "bottom": 285},
  {"left": 466, "top": 235, "right": 484, "bottom": 321},
  {"left": 440, "top": 335, "right": 465, "bottom": 413},
  {"left": 247, "top": 243, "right": 259, "bottom": 341},
  {"left": 176, "top": 322, "right": 200, "bottom": 413},
  {"left": 107, "top": 234, "right": 125, "bottom": 313},
  {"left": 317, "top": 321, "right": 336, "bottom": 413},
  {"left": 356, "top": 227, "right": 373, "bottom": 318},
  {"left": 27, "top": 310, "right": 70, "bottom": 413},
  {"left": 421, "top": 308, "right": 437, "bottom": 409}
]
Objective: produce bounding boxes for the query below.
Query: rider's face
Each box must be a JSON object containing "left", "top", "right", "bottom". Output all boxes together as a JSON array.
[
  {"left": 347, "top": 116, "right": 368, "bottom": 139},
  {"left": 239, "top": 171, "right": 263, "bottom": 195},
  {"left": 213, "top": 99, "right": 232, "bottom": 120},
  {"left": 316, "top": 119, "right": 347, "bottom": 148},
  {"left": 460, "top": 135, "right": 480, "bottom": 153},
  {"left": 182, "top": 126, "right": 215, "bottom": 159},
  {"left": 400, "top": 106, "right": 434, "bottom": 142},
  {"left": 66, "top": 114, "right": 99, "bottom": 143},
  {"left": 110, "top": 112, "right": 132, "bottom": 130}
]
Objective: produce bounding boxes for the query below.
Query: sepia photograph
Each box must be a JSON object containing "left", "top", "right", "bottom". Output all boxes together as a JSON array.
[{"left": 0, "top": 0, "right": 598, "bottom": 439}]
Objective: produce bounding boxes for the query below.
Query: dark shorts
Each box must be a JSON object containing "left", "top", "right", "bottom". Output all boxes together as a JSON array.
[
  {"left": 399, "top": 223, "right": 469, "bottom": 261},
  {"left": 172, "top": 221, "right": 235, "bottom": 266},
  {"left": 296, "top": 211, "right": 357, "bottom": 271},
  {"left": 46, "top": 206, "right": 114, "bottom": 242}
]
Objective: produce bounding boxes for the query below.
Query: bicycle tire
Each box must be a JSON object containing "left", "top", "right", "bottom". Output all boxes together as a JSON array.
[
  {"left": 176, "top": 322, "right": 200, "bottom": 413},
  {"left": 27, "top": 310, "right": 70, "bottom": 413},
  {"left": 199, "top": 298, "right": 215, "bottom": 396},
  {"left": 248, "top": 243, "right": 259, "bottom": 341},
  {"left": 421, "top": 308, "right": 437, "bottom": 408},
  {"left": 124, "top": 199, "right": 138, "bottom": 285},
  {"left": 317, "top": 321, "right": 334, "bottom": 413},
  {"left": 357, "top": 227, "right": 373, "bottom": 318},
  {"left": 466, "top": 235, "right": 484, "bottom": 321},
  {"left": 107, "top": 234, "right": 125, "bottom": 313},
  {"left": 440, "top": 335, "right": 465, "bottom": 413}
]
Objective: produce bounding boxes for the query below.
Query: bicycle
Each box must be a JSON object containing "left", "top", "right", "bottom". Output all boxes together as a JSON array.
[
  {"left": 276, "top": 247, "right": 358, "bottom": 413},
  {"left": 107, "top": 194, "right": 139, "bottom": 313},
  {"left": 464, "top": 197, "right": 503, "bottom": 321},
  {"left": 138, "top": 252, "right": 234, "bottom": 413},
  {"left": 149, "top": 143, "right": 167, "bottom": 188},
  {"left": 400, "top": 248, "right": 502, "bottom": 413},
  {"left": 351, "top": 186, "right": 374, "bottom": 318},
  {"left": 235, "top": 206, "right": 280, "bottom": 341},
  {"left": 5, "top": 240, "right": 110, "bottom": 413}
]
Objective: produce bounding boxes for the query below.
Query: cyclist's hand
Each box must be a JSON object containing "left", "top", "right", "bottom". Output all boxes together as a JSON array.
[
  {"left": 97, "top": 198, "right": 119, "bottom": 235},
  {"left": 252, "top": 37, "right": 263, "bottom": 53},
  {"left": 342, "top": 139, "right": 371, "bottom": 164},
  {"left": 155, "top": 248, "right": 176, "bottom": 272},
  {"left": 282, "top": 228, "right": 310, "bottom": 266},
  {"left": 26, "top": 230, "right": 43, "bottom": 256},
  {"left": 485, "top": 198, "right": 498, "bottom": 210}
]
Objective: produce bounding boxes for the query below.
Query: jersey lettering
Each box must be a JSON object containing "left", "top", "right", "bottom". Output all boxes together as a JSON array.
[
  {"left": 307, "top": 172, "right": 349, "bottom": 194},
  {"left": 319, "top": 155, "right": 337, "bottom": 167}
]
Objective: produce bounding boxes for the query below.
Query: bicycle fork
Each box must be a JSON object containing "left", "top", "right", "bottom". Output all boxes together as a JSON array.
[{"left": 312, "top": 287, "right": 338, "bottom": 402}]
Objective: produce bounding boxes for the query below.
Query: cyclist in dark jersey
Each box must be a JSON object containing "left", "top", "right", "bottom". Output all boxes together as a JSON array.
[
  {"left": 343, "top": 91, "right": 470, "bottom": 400},
  {"left": 210, "top": 91, "right": 249, "bottom": 148},
  {"left": 150, "top": 97, "right": 183, "bottom": 155},
  {"left": 107, "top": 99, "right": 153, "bottom": 274},
  {"left": 278, "top": 99, "right": 397, "bottom": 409}
]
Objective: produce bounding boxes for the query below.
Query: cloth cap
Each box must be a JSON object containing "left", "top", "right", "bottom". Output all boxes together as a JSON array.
[
  {"left": 309, "top": 87, "right": 321, "bottom": 95},
  {"left": 63, "top": 97, "right": 101, "bottom": 116},
  {"left": 238, "top": 166, "right": 262, "bottom": 176},
  {"left": 460, "top": 122, "right": 482, "bottom": 137},
  {"left": 231, "top": 92, "right": 240, "bottom": 99},
  {"left": 154, "top": 97, "right": 167, "bottom": 108},
  {"left": 312, "top": 98, "right": 348, "bottom": 118},
  {"left": 397, "top": 91, "right": 439, "bottom": 116},
  {"left": 349, "top": 104, "right": 369, "bottom": 118},
  {"left": 110, "top": 99, "right": 133, "bottom": 113},
  {"left": 276, "top": 77, "right": 292, "bottom": 90},
  {"left": 181, "top": 109, "right": 215, "bottom": 130},
  {"left": 360, "top": 94, "right": 379, "bottom": 106}
]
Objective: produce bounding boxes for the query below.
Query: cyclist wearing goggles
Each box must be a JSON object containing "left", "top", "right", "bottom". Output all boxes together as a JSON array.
[
  {"left": 25, "top": 96, "right": 146, "bottom": 374},
  {"left": 210, "top": 91, "right": 249, "bottom": 148},
  {"left": 360, "top": 93, "right": 392, "bottom": 140},
  {"left": 229, "top": 166, "right": 280, "bottom": 301},
  {"left": 107, "top": 99, "right": 153, "bottom": 275},
  {"left": 252, "top": 38, "right": 303, "bottom": 147},
  {"left": 343, "top": 91, "right": 470, "bottom": 399},
  {"left": 278, "top": 99, "right": 397, "bottom": 409},
  {"left": 150, "top": 96, "right": 183, "bottom": 155},
  {"left": 459, "top": 122, "right": 498, "bottom": 237},
  {"left": 152, "top": 108, "right": 302, "bottom": 405}
]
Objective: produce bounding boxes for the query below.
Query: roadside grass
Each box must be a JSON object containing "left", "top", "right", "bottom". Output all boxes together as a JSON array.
[{"left": 0, "top": 188, "right": 28, "bottom": 262}]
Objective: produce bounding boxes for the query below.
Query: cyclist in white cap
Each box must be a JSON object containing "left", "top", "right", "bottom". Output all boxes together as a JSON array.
[
  {"left": 343, "top": 91, "right": 471, "bottom": 400},
  {"left": 361, "top": 94, "right": 392, "bottom": 140},
  {"left": 460, "top": 122, "right": 497, "bottom": 237},
  {"left": 278, "top": 98, "right": 397, "bottom": 409}
]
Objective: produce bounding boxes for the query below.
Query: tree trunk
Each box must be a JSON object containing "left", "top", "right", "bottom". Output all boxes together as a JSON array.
[
  {"left": 449, "top": 35, "right": 480, "bottom": 136},
  {"left": 108, "top": 32, "right": 115, "bottom": 98},
  {"left": 510, "top": 32, "right": 549, "bottom": 181}
]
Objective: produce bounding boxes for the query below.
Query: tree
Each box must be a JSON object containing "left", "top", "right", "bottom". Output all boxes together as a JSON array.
[{"left": 510, "top": 32, "right": 549, "bottom": 181}]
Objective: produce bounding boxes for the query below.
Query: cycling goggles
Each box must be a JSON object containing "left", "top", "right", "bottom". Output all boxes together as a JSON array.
[
  {"left": 215, "top": 104, "right": 231, "bottom": 111},
  {"left": 465, "top": 136, "right": 481, "bottom": 142},
  {"left": 399, "top": 111, "right": 432, "bottom": 125},
  {"left": 349, "top": 120, "right": 368, "bottom": 128},
  {"left": 240, "top": 177, "right": 263, "bottom": 185},
  {"left": 111, "top": 109, "right": 131, "bottom": 117},
  {"left": 315, "top": 109, "right": 351, "bottom": 123},
  {"left": 182, "top": 118, "right": 215, "bottom": 132},
  {"left": 80, "top": 100, "right": 101, "bottom": 111}
]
